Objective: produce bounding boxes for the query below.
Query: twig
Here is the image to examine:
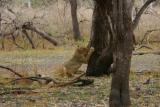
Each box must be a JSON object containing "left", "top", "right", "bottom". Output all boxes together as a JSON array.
[{"left": 0, "top": 65, "right": 23, "bottom": 77}]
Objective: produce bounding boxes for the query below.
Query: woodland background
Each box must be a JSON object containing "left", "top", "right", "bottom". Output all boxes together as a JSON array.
[{"left": 0, "top": 0, "right": 160, "bottom": 107}]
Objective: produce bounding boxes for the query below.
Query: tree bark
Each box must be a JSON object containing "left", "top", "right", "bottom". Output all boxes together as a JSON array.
[
  {"left": 69, "top": 0, "right": 81, "bottom": 41},
  {"left": 86, "top": 0, "right": 111, "bottom": 76},
  {"left": 87, "top": 0, "right": 134, "bottom": 106},
  {"left": 109, "top": 0, "right": 134, "bottom": 106}
]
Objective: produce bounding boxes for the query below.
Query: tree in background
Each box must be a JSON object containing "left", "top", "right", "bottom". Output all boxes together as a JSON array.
[{"left": 69, "top": 0, "right": 81, "bottom": 40}]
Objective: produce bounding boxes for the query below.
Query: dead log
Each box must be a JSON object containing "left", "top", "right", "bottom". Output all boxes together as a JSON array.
[
  {"left": 22, "top": 23, "right": 58, "bottom": 46},
  {"left": 133, "top": 51, "right": 160, "bottom": 55}
]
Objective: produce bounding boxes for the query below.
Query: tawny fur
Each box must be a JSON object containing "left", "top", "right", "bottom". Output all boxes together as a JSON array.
[{"left": 54, "top": 47, "right": 94, "bottom": 78}]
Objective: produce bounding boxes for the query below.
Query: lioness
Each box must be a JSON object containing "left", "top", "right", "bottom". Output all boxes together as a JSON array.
[{"left": 54, "top": 46, "right": 94, "bottom": 78}]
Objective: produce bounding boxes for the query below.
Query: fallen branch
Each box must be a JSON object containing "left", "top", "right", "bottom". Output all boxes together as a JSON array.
[
  {"left": 0, "top": 65, "right": 23, "bottom": 77},
  {"left": 140, "top": 28, "right": 160, "bottom": 44},
  {"left": 22, "top": 22, "right": 59, "bottom": 46},
  {"left": 133, "top": 51, "right": 160, "bottom": 55},
  {"left": 10, "top": 76, "right": 58, "bottom": 85},
  {"left": 10, "top": 72, "right": 93, "bottom": 87},
  {"left": 135, "top": 45, "right": 153, "bottom": 50}
]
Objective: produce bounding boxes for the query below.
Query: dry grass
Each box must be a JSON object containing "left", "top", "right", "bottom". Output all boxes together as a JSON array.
[
  {"left": 0, "top": 44, "right": 159, "bottom": 107},
  {"left": 0, "top": 72, "right": 159, "bottom": 107}
]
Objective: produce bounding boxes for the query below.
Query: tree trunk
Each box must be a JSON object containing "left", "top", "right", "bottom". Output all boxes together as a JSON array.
[
  {"left": 69, "top": 0, "right": 81, "bottom": 41},
  {"left": 109, "top": 0, "right": 133, "bottom": 106},
  {"left": 86, "top": 0, "right": 111, "bottom": 76},
  {"left": 87, "top": 0, "right": 134, "bottom": 106}
]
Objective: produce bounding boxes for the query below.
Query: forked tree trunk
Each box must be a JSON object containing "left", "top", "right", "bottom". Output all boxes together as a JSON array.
[{"left": 69, "top": 0, "right": 81, "bottom": 40}]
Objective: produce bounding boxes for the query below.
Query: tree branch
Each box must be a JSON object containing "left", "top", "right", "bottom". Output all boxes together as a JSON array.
[
  {"left": 140, "top": 28, "right": 160, "bottom": 44},
  {"left": 0, "top": 65, "right": 23, "bottom": 77},
  {"left": 22, "top": 29, "right": 36, "bottom": 49},
  {"left": 133, "top": 0, "right": 156, "bottom": 30},
  {"left": 22, "top": 22, "right": 59, "bottom": 46},
  {"left": 10, "top": 72, "right": 93, "bottom": 87},
  {"left": 11, "top": 34, "right": 24, "bottom": 49}
]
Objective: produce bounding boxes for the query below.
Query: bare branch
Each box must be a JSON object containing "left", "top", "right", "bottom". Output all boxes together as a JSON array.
[
  {"left": 22, "top": 30, "right": 36, "bottom": 49},
  {"left": 10, "top": 72, "right": 93, "bottom": 87},
  {"left": 133, "top": 0, "right": 156, "bottom": 30},
  {"left": 140, "top": 28, "right": 160, "bottom": 44},
  {"left": 0, "top": 65, "right": 23, "bottom": 77},
  {"left": 11, "top": 34, "right": 24, "bottom": 49},
  {"left": 135, "top": 45, "right": 153, "bottom": 50},
  {"left": 22, "top": 22, "right": 59, "bottom": 46}
]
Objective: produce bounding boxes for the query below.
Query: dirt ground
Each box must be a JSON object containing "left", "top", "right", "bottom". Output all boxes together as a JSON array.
[{"left": 0, "top": 45, "right": 159, "bottom": 107}]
